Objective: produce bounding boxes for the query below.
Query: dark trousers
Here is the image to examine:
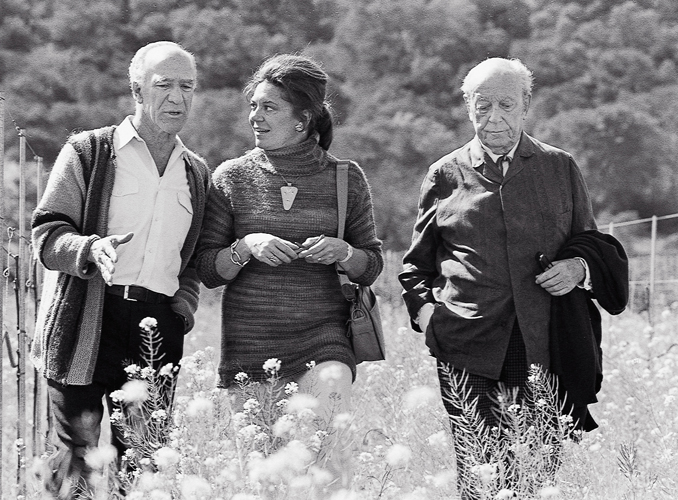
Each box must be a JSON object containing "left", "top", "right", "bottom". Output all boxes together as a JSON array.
[
  {"left": 45, "top": 294, "right": 184, "bottom": 499},
  {"left": 436, "top": 320, "right": 529, "bottom": 500},
  {"left": 436, "top": 319, "right": 529, "bottom": 428}
]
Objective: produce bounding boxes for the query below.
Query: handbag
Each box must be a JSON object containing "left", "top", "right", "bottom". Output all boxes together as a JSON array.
[{"left": 335, "top": 160, "right": 386, "bottom": 364}]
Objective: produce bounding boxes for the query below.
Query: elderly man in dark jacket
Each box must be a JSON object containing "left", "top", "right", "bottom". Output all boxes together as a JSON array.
[{"left": 399, "top": 57, "right": 608, "bottom": 498}]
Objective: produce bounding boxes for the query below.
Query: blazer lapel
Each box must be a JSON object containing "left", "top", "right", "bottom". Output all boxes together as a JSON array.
[
  {"left": 470, "top": 139, "right": 503, "bottom": 184},
  {"left": 503, "top": 132, "right": 535, "bottom": 183}
]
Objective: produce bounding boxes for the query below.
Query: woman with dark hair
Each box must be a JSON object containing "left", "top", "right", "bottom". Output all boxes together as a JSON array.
[{"left": 195, "top": 54, "right": 383, "bottom": 487}]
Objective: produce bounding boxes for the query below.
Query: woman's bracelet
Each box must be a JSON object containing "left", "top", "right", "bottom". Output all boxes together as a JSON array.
[
  {"left": 230, "top": 239, "right": 251, "bottom": 267},
  {"left": 338, "top": 242, "right": 353, "bottom": 263}
]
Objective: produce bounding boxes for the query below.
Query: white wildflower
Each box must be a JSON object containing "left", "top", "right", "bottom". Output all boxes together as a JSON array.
[
  {"left": 153, "top": 447, "right": 181, "bottom": 469},
  {"left": 559, "top": 414, "right": 574, "bottom": 426},
  {"left": 332, "top": 412, "right": 353, "bottom": 430},
  {"left": 318, "top": 363, "right": 343, "bottom": 383},
  {"left": 140, "top": 366, "right": 155, "bottom": 380},
  {"left": 473, "top": 463, "right": 497, "bottom": 484},
  {"left": 120, "top": 380, "right": 148, "bottom": 404},
  {"left": 186, "top": 396, "right": 214, "bottom": 418},
  {"left": 180, "top": 475, "right": 211, "bottom": 499},
  {"left": 231, "top": 412, "right": 248, "bottom": 430},
  {"left": 285, "top": 381, "right": 299, "bottom": 395},
  {"left": 249, "top": 440, "right": 312, "bottom": 482},
  {"left": 151, "top": 410, "right": 167, "bottom": 421},
  {"left": 238, "top": 424, "right": 261, "bottom": 441},
  {"left": 149, "top": 491, "right": 171, "bottom": 500},
  {"left": 124, "top": 364, "right": 140, "bottom": 376},
  {"left": 243, "top": 398, "right": 261, "bottom": 414},
  {"left": 297, "top": 408, "right": 318, "bottom": 421},
  {"left": 431, "top": 470, "right": 455, "bottom": 488},
  {"left": 272, "top": 415, "right": 295, "bottom": 437},
  {"left": 84, "top": 444, "right": 117, "bottom": 469},
  {"left": 403, "top": 385, "right": 438, "bottom": 411},
  {"left": 159, "top": 363, "right": 174, "bottom": 377},
  {"left": 110, "top": 390, "right": 126, "bottom": 404},
  {"left": 306, "top": 360, "right": 316, "bottom": 370},
  {"left": 139, "top": 317, "right": 158, "bottom": 332},
  {"left": 109, "top": 409, "right": 123, "bottom": 424},
  {"left": 385, "top": 443, "right": 412, "bottom": 468},
  {"left": 427, "top": 430, "right": 449, "bottom": 448},
  {"left": 263, "top": 358, "right": 281, "bottom": 375},
  {"left": 234, "top": 372, "right": 249, "bottom": 384},
  {"left": 285, "top": 393, "right": 319, "bottom": 413},
  {"left": 539, "top": 486, "right": 561, "bottom": 498}
]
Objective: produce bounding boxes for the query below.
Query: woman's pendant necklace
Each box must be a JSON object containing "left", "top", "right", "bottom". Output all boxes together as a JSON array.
[{"left": 278, "top": 172, "right": 298, "bottom": 210}]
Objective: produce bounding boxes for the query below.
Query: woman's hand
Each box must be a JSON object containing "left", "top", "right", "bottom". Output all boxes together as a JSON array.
[
  {"left": 241, "top": 233, "right": 299, "bottom": 267},
  {"left": 296, "top": 235, "right": 349, "bottom": 265}
]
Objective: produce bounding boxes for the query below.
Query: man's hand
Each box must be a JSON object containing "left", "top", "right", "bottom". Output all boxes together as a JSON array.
[
  {"left": 417, "top": 303, "right": 436, "bottom": 333},
  {"left": 88, "top": 232, "right": 134, "bottom": 285},
  {"left": 535, "top": 258, "right": 585, "bottom": 296}
]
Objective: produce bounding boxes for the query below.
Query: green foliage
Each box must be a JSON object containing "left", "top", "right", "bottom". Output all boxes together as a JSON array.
[{"left": 3, "top": 0, "right": 678, "bottom": 248}]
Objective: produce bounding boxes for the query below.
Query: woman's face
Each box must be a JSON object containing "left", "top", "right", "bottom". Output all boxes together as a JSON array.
[{"left": 249, "top": 81, "right": 306, "bottom": 150}]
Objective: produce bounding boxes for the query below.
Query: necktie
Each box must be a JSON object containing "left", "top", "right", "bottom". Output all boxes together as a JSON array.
[{"left": 496, "top": 155, "right": 510, "bottom": 176}]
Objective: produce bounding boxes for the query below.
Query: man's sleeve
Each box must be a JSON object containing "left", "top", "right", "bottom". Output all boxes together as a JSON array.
[
  {"left": 398, "top": 165, "right": 440, "bottom": 331},
  {"left": 31, "top": 143, "right": 100, "bottom": 279},
  {"left": 569, "top": 157, "right": 597, "bottom": 234},
  {"left": 172, "top": 258, "right": 200, "bottom": 333}
]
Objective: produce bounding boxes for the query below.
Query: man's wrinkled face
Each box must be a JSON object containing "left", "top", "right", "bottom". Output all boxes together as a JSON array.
[
  {"left": 468, "top": 71, "right": 529, "bottom": 154},
  {"left": 136, "top": 48, "right": 196, "bottom": 136}
]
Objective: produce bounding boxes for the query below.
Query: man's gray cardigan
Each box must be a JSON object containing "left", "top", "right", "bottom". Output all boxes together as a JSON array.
[{"left": 30, "top": 126, "right": 210, "bottom": 385}]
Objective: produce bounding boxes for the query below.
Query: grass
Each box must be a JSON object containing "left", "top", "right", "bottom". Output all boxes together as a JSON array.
[{"left": 2, "top": 259, "right": 678, "bottom": 499}]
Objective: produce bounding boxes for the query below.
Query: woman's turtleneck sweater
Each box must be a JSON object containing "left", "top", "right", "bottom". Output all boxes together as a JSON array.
[{"left": 195, "top": 138, "right": 383, "bottom": 386}]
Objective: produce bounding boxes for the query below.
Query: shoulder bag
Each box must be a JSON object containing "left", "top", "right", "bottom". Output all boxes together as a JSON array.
[{"left": 335, "top": 160, "right": 386, "bottom": 364}]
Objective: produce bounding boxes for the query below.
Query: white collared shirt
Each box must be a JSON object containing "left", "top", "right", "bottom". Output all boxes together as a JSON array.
[
  {"left": 108, "top": 117, "right": 193, "bottom": 296},
  {"left": 476, "top": 136, "right": 520, "bottom": 176}
]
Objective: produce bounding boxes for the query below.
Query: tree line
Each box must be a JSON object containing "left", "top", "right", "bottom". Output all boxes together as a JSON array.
[{"left": 2, "top": 0, "right": 678, "bottom": 249}]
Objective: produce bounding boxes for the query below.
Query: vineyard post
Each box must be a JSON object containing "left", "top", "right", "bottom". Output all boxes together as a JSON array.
[
  {"left": 649, "top": 215, "right": 657, "bottom": 326},
  {"left": 17, "top": 129, "right": 28, "bottom": 496},
  {"left": 1, "top": 88, "right": 6, "bottom": 500},
  {"left": 32, "top": 155, "right": 44, "bottom": 456}
]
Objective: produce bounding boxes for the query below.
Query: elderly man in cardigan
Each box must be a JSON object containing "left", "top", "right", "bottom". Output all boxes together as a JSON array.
[
  {"left": 31, "top": 41, "right": 210, "bottom": 498},
  {"left": 399, "top": 57, "right": 599, "bottom": 499}
]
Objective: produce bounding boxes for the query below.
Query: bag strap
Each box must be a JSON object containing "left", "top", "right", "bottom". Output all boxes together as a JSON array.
[
  {"left": 336, "top": 160, "right": 349, "bottom": 240},
  {"left": 335, "top": 160, "right": 357, "bottom": 301}
]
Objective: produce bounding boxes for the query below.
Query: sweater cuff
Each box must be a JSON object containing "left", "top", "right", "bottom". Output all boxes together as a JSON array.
[
  {"left": 77, "top": 235, "right": 101, "bottom": 279},
  {"left": 199, "top": 248, "right": 234, "bottom": 288}
]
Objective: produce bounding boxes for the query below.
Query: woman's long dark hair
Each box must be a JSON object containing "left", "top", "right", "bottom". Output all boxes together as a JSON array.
[{"left": 244, "top": 54, "right": 335, "bottom": 150}]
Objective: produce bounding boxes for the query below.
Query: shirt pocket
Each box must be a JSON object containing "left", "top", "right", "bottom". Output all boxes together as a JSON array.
[
  {"left": 112, "top": 175, "right": 139, "bottom": 197},
  {"left": 177, "top": 191, "right": 193, "bottom": 215}
]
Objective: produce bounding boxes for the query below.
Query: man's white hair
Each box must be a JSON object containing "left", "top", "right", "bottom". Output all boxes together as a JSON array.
[
  {"left": 461, "top": 57, "right": 534, "bottom": 103},
  {"left": 128, "top": 41, "right": 196, "bottom": 90}
]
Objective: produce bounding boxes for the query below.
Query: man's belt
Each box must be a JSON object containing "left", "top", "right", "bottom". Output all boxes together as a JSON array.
[{"left": 106, "top": 285, "right": 171, "bottom": 304}]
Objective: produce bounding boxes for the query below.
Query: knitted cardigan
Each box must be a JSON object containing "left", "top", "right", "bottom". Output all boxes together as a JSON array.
[
  {"left": 195, "top": 139, "right": 383, "bottom": 385},
  {"left": 31, "top": 126, "right": 210, "bottom": 385}
]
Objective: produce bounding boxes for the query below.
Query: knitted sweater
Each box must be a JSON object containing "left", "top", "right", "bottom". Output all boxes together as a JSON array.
[
  {"left": 31, "top": 126, "right": 210, "bottom": 385},
  {"left": 195, "top": 138, "right": 383, "bottom": 386}
]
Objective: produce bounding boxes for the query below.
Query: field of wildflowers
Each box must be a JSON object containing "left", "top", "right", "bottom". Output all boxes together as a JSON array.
[{"left": 2, "top": 264, "right": 678, "bottom": 499}]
